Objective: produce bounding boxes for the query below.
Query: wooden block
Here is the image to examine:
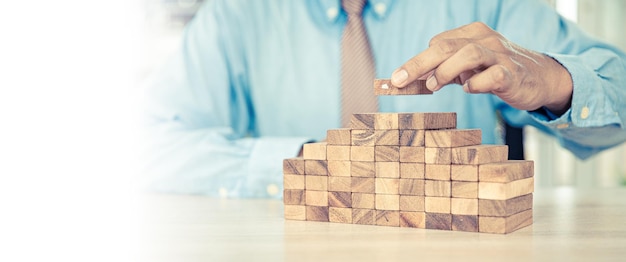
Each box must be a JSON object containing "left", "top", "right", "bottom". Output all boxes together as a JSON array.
[
  {"left": 479, "top": 160, "right": 534, "bottom": 183},
  {"left": 451, "top": 181, "right": 478, "bottom": 198},
  {"left": 284, "top": 205, "right": 306, "bottom": 221},
  {"left": 303, "top": 142, "right": 327, "bottom": 160},
  {"left": 326, "top": 145, "right": 350, "bottom": 161},
  {"left": 425, "top": 196, "right": 451, "bottom": 213},
  {"left": 374, "top": 79, "right": 433, "bottom": 95},
  {"left": 306, "top": 206, "right": 329, "bottom": 222},
  {"left": 375, "top": 210, "right": 400, "bottom": 227},
  {"left": 352, "top": 208, "right": 375, "bottom": 225},
  {"left": 452, "top": 215, "right": 478, "bottom": 232},
  {"left": 399, "top": 146, "right": 425, "bottom": 163},
  {"left": 478, "top": 177, "right": 534, "bottom": 200},
  {"left": 328, "top": 160, "right": 350, "bottom": 177},
  {"left": 375, "top": 162, "right": 400, "bottom": 178},
  {"left": 375, "top": 178, "right": 399, "bottom": 194},
  {"left": 283, "top": 174, "right": 305, "bottom": 190},
  {"left": 479, "top": 209, "right": 533, "bottom": 234},
  {"left": 400, "top": 163, "right": 425, "bottom": 179},
  {"left": 398, "top": 112, "right": 457, "bottom": 130},
  {"left": 479, "top": 193, "right": 533, "bottom": 217},
  {"left": 304, "top": 160, "right": 328, "bottom": 175},
  {"left": 328, "top": 176, "right": 351, "bottom": 192},
  {"left": 375, "top": 146, "right": 400, "bottom": 162},
  {"left": 425, "top": 180, "right": 451, "bottom": 197},
  {"left": 399, "top": 130, "right": 425, "bottom": 146},
  {"left": 305, "top": 175, "right": 328, "bottom": 191},
  {"left": 450, "top": 198, "right": 478, "bottom": 215},
  {"left": 329, "top": 207, "right": 352, "bottom": 223},
  {"left": 327, "top": 128, "right": 351, "bottom": 145},
  {"left": 400, "top": 195, "right": 425, "bottom": 211},
  {"left": 328, "top": 191, "right": 352, "bottom": 208},
  {"left": 352, "top": 193, "right": 375, "bottom": 209},
  {"left": 305, "top": 190, "right": 328, "bottom": 206},
  {"left": 451, "top": 164, "right": 478, "bottom": 181},
  {"left": 425, "top": 164, "right": 450, "bottom": 180},
  {"left": 400, "top": 211, "right": 426, "bottom": 228},
  {"left": 425, "top": 212, "right": 452, "bottom": 230},
  {"left": 283, "top": 158, "right": 305, "bottom": 175},
  {"left": 375, "top": 130, "right": 400, "bottom": 146},
  {"left": 351, "top": 114, "right": 375, "bottom": 129},
  {"left": 351, "top": 161, "right": 375, "bottom": 177},
  {"left": 425, "top": 129, "right": 482, "bottom": 148},
  {"left": 352, "top": 129, "right": 376, "bottom": 146},
  {"left": 424, "top": 147, "right": 451, "bottom": 164},
  {"left": 399, "top": 179, "right": 425, "bottom": 196},
  {"left": 350, "top": 146, "right": 375, "bottom": 161},
  {"left": 375, "top": 194, "right": 400, "bottom": 210},
  {"left": 283, "top": 189, "right": 305, "bottom": 205},
  {"left": 351, "top": 177, "right": 375, "bottom": 193},
  {"left": 451, "top": 145, "right": 509, "bottom": 165},
  {"left": 374, "top": 113, "right": 399, "bottom": 129}
]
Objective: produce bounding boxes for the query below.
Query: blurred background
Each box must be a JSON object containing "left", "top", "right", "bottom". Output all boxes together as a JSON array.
[{"left": 139, "top": 0, "right": 626, "bottom": 188}]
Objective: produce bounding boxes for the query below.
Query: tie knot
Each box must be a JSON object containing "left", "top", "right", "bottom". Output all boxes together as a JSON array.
[{"left": 342, "top": 0, "right": 367, "bottom": 16}]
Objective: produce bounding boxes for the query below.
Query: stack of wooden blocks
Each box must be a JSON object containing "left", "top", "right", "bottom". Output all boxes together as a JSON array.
[{"left": 282, "top": 80, "right": 534, "bottom": 234}]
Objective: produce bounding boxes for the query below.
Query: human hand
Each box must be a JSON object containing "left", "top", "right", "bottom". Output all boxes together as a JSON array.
[{"left": 390, "top": 22, "right": 573, "bottom": 115}]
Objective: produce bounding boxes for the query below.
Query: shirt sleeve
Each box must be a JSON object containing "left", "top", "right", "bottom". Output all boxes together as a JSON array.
[{"left": 141, "top": 1, "right": 311, "bottom": 197}]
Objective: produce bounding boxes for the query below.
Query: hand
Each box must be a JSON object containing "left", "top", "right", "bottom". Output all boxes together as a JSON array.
[{"left": 390, "top": 22, "right": 573, "bottom": 115}]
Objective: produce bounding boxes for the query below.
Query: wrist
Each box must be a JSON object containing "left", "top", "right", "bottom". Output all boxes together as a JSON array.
[{"left": 543, "top": 57, "right": 573, "bottom": 116}]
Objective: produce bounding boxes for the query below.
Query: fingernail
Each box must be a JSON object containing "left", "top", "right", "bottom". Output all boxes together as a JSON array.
[
  {"left": 462, "top": 82, "right": 470, "bottom": 93},
  {"left": 426, "top": 75, "right": 438, "bottom": 91},
  {"left": 391, "top": 69, "right": 408, "bottom": 86}
]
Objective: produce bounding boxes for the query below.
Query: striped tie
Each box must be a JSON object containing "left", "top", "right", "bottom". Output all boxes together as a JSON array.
[{"left": 340, "top": 0, "right": 379, "bottom": 127}]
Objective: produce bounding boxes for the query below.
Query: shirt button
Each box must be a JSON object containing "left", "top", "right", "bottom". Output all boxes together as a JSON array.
[
  {"left": 556, "top": 123, "right": 569, "bottom": 129},
  {"left": 266, "top": 184, "right": 279, "bottom": 196},
  {"left": 326, "top": 7, "right": 338, "bottom": 20},
  {"left": 219, "top": 187, "right": 228, "bottom": 198},
  {"left": 580, "top": 106, "right": 590, "bottom": 119},
  {"left": 374, "top": 3, "right": 387, "bottom": 15}
]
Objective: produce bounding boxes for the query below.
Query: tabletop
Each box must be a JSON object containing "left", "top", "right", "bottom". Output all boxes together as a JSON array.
[{"left": 137, "top": 187, "right": 626, "bottom": 261}]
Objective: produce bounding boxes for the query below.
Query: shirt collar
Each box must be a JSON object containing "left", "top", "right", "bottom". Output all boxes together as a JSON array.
[{"left": 317, "top": 0, "right": 395, "bottom": 23}]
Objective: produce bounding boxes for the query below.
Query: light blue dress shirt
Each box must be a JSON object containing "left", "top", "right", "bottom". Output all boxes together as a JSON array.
[{"left": 143, "top": 0, "right": 626, "bottom": 197}]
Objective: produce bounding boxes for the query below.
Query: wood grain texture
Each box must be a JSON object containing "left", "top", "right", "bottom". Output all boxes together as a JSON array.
[
  {"left": 304, "top": 160, "right": 328, "bottom": 175},
  {"left": 425, "top": 212, "right": 452, "bottom": 230},
  {"left": 327, "top": 128, "right": 351, "bottom": 145},
  {"left": 452, "top": 215, "right": 478, "bottom": 232},
  {"left": 400, "top": 211, "right": 426, "bottom": 228},
  {"left": 329, "top": 207, "right": 352, "bottom": 224},
  {"left": 425, "top": 164, "right": 451, "bottom": 181},
  {"left": 425, "top": 180, "right": 451, "bottom": 197},
  {"left": 425, "top": 197, "right": 451, "bottom": 213},
  {"left": 352, "top": 129, "right": 376, "bottom": 146},
  {"left": 479, "top": 209, "right": 533, "bottom": 234},
  {"left": 375, "top": 210, "right": 400, "bottom": 227},
  {"left": 351, "top": 161, "right": 375, "bottom": 177},
  {"left": 352, "top": 208, "right": 375, "bottom": 225},
  {"left": 328, "top": 191, "right": 352, "bottom": 208},
  {"left": 305, "top": 190, "right": 328, "bottom": 207},
  {"left": 351, "top": 177, "right": 375, "bottom": 193},
  {"left": 399, "top": 179, "right": 425, "bottom": 196},
  {"left": 375, "top": 178, "right": 399, "bottom": 194},
  {"left": 283, "top": 189, "right": 305, "bottom": 205},
  {"left": 283, "top": 158, "right": 305, "bottom": 175},
  {"left": 303, "top": 142, "right": 327, "bottom": 160},
  {"left": 400, "top": 163, "right": 425, "bottom": 179},
  {"left": 352, "top": 193, "right": 375, "bottom": 209},
  {"left": 451, "top": 164, "right": 478, "bottom": 182},
  {"left": 306, "top": 206, "right": 329, "bottom": 222},
  {"left": 328, "top": 160, "right": 351, "bottom": 177},
  {"left": 328, "top": 176, "right": 351, "bottom": 192},
  {"left": 425, "top": 129, "right": 482, "bottom": 148},
  {"left": 283, "top": 174, "right": 305, "bottom": 190},
  {"left": 478, "top": 177, "right": 534, "bottom": 200},
  {"left": 399, "top": 146, "right": 425, "bottom": 163},
  {"left": 375, "top": 162, "right": 400, "bottom": 178},
  {"left": 451, "top": 145, "right": 508, "bottom": 165},
  {"left": 375, "top": 130, "right": 400, "bottom": 146},
  {"left": 450, "top": 198, "right": 478, "bottom": 215},
  {"left": 451, "top": 181, "right": 478, "bottom": 198},
  {"left": 350, "top": 146, "right": 375, "bottom": 162},
  {"left": 326, "top": 145, "right": 351, "bottom": 161},
  {"left": 399, "top": 129, "right": 425, "bottom": 146},
  {"left": 399, "top": 195, "right": 425, "bottom": 212},
  {"left": 479, "top": 193, "right": 533, "bottom": 217},
  {"left": 305, "top": 175, "right": 328, "bottom": 191},
  {"left": 374, "top": 113, "right": 399, "bottom": 129},
  {"left": 479, "top": 160, "right": 534, "bottom": 183},
  {"left": 398, "top": 112, "right": 457, "bottom": 130},
  {"left": 351, "top": 114, "right": 376, "bottom": 129},
  {"left": 425, "top": 147, "right": 451, "bottom": 164},
  {"left": 284, "top": 205, "right": 306, "bottom": 221},
  {"left": 375, "top": 146, "right": 400, "bottom": 162},
  {"left": 375, "top": 194, "right": 400, "bottom": 211},
  {"left": 374, "top": 79, "right": 433, "bottom": 95}
]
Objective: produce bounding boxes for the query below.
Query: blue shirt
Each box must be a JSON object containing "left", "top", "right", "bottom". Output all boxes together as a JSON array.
[{"left": 142, "top": 0, "right": 626, "bottom": 197}]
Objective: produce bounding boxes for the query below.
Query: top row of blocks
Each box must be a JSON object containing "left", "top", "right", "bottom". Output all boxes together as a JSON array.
[{"left": 350, "top": 112, "right": 457, "bottom": 130}]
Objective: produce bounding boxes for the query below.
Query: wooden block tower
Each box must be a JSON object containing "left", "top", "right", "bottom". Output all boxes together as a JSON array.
[{"left": 283, "top": 80, "right": 534, "bottom": 234}]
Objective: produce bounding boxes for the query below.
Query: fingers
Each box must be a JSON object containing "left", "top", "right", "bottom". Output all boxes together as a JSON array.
[
  {"left": 463, "top": 64, "right": 513, "bottom": 94},
  {"left": 427, "top": 43, "right": 498, "bottom": 91}
]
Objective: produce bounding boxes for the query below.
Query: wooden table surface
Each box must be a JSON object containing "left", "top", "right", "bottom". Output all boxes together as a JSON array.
[{"left": 138, "top": 188, "right": 626, "bottom": 261}]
